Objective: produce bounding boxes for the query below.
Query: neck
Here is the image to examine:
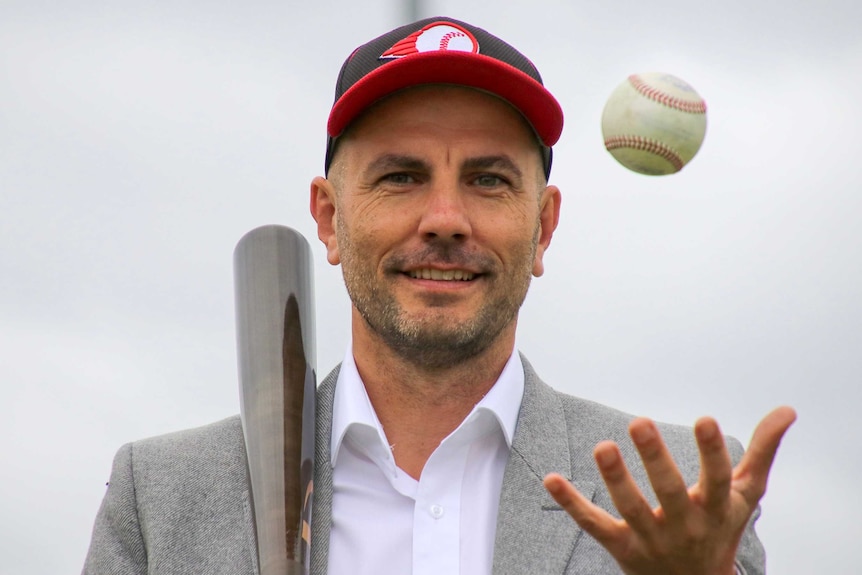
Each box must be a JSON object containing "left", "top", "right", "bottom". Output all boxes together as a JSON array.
[{"left": 350, "top": 314, "right": 516, "bottom": 479}]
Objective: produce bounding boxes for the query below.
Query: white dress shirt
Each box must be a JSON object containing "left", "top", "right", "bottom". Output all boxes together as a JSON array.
[{"left": 326, "top": 347, "right": 525, "bottom": 575}]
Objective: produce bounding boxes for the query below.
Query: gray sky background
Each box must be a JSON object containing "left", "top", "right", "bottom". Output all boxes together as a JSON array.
[{"left": 1, "top": 1, "right": 860, "bottom": 573}]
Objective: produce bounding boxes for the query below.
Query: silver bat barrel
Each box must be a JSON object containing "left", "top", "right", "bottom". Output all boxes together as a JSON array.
[{"left": 234, "top": 225, "right": 315, "bottom": 575}]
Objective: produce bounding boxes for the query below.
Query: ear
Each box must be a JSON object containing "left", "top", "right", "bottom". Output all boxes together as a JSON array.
[
  {"left": 532, "top": 185, "right": 561, "bottom": 277},
  {"left": 310, "top": 176, "right": 340, "bottom": 265}
]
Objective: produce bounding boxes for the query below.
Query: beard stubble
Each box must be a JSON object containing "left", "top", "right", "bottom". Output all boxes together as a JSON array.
[{"left": 337, "top": 211, "right": 540, "bottom": 370}]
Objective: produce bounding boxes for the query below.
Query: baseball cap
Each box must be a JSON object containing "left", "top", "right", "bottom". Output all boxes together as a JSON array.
[{"left": 325, "top": 16, "right": 564, "bottom": 178}]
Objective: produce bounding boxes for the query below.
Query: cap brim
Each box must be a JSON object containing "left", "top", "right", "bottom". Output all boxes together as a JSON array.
[{"left": 327, "top": 51, "right": 563, "bottom": 147}]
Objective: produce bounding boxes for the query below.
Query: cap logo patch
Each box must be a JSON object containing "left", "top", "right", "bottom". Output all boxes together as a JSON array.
[{"left": 380, "top": 22, "right": 479, "bottom": 59}]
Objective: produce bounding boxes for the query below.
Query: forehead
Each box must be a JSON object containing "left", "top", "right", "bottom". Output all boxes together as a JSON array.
[{"left": 333, "top": 85, "right": 544, "bottom": 169}]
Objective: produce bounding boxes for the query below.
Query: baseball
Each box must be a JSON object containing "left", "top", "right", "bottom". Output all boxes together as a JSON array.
[{"left": 601, "top": 72, "right": 707, "bottom": 175}]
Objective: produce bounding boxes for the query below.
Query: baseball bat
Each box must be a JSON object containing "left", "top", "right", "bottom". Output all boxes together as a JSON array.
[{"left": 234, "top": 225, "right": 315, "bottom": 575}]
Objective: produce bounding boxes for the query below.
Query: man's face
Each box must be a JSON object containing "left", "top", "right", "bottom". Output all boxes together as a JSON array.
[{"left": 312, "top": 85, "right": 560, "bottom": 368}]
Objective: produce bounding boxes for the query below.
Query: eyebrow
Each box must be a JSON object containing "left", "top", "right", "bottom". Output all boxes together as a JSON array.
[
  {"left": 461, "top": 155, "right": 524, "bottom": 180},
  {"left": 363, "top": 154, "right": 430, "bottom": 176},
  {"left": 363, "top": 154, "right": 525, "bottom": 179}
]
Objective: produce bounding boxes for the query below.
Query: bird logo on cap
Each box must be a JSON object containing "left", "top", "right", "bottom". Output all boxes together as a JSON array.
[{"left": 380, "top": 22, "right": 480, "bottom": 59}]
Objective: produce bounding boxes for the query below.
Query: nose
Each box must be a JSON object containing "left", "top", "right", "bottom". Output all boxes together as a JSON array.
[{"left": 416, "top": 181, "right": 472, "bottom": 242}]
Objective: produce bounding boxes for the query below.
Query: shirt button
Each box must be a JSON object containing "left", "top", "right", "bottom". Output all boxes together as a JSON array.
[{"left": 429, "top": 504, "right": 444, "bottom": 519}]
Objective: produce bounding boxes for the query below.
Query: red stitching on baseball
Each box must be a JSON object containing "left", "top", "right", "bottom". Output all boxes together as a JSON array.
[
  {"left": 604, "top": 135, "right": 684, "bottom": 172},
  {"left": 440, "top": 31, "right": 466, "bottom": 50},
  {"left": 628, "top": 75, "right": 707, "bottom": 114}
]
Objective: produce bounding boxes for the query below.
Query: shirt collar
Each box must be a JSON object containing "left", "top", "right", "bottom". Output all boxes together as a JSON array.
[
  {"left": 330, "top": 345, "right": 525, "bottom": 468},
  {"left": 330, "top": 347, "right": 388, "bottom": 468}
]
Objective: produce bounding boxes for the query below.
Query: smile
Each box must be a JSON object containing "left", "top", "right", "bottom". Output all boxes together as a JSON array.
[{"left": 408, "top": 269, "right": 475, "bottom": 281}]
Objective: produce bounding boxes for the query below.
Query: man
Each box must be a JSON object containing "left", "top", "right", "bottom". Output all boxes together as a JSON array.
[{"left": 83, "top": 17, "right": 795, "bottom": 575}]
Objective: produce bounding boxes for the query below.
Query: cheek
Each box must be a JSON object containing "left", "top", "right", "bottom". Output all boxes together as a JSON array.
[
  {"left": 476, "top": 205, "right": 540, "bottom": 251},
  {"left": 337, "top": 204, "right": 404, "bottom": 265},
  {"left": 350, "top": 194, "right": 422, "bottom": 240}
]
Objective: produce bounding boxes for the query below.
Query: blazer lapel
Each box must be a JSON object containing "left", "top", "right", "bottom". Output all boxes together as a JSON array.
[
  {"left": 310, "top": 366, "right": 339, "bottom": 575},
  {"left": 492, "top": 356, "right": 596, "bottom": 575}
]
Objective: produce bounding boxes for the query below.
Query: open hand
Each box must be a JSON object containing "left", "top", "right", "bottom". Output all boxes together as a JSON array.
[{"left": 543, "top": 406, "right": 796, "bottom": 575}]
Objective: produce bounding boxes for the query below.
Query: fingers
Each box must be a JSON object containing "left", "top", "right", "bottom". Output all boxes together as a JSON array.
[
  {"left": 546, "top": 406, "right": 796, "bottom": 562},
  {"left": 694, "top": 416, "right": 733, "bottom": 515},
  {"left": 592, "top": 439, "right": 661, "bottom": 536},
  {"left": 628, "top": 418, "right": 691, "bottom": 521},
  {"left": 543, "top": 472, "right": 628, "bottom": 553},
  {"left": 734, "top": 406, "right": 797, "bottom": 505}
]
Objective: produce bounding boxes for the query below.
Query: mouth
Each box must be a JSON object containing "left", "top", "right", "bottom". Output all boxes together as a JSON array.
[{"left": 407, "top": 268, "right": 477, "bottom": 281}]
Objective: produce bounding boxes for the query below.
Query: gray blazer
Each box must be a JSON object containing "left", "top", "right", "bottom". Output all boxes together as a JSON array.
[{"left": 83, "top": 356, "right": 764, "bottom": 574}]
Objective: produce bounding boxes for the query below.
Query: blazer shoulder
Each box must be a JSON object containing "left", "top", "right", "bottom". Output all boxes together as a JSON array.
[
  {"left": 85, "top": 416, "right": 256, "bottom": 574},
  {"left": 521, "top": 357, "right": 710, "bottom": 479},
  {"left": 134, "top": 414, "right": 243, "bottom": 445},
  {"left": 121, "top": 416, "right": 248, "bottom": 507},
  {"left": 131, "top": 415, "right": 244, "bottom": 460},
  {"left": 555, "top": 389, "right": 742, "bottom": 458}
]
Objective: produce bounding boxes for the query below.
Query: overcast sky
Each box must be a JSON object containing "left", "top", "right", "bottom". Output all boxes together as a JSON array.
[{"left": 1, "top": 1, "right": 860, "bottom": 573}]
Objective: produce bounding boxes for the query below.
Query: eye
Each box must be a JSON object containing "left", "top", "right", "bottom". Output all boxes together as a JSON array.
[
  {"left": 382, "top": 172, "right": 416, "bottom": 185},
  {"left": 473, "top": 174, "right": 507, "bottom": 187}
]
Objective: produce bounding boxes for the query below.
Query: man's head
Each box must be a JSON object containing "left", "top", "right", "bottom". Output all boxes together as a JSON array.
[
  {"left": 311, "top": 18, "right": 563, "bottom": 369},
  {"left": 323, "top": 17, "right": 563, "bottom": 179}
]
